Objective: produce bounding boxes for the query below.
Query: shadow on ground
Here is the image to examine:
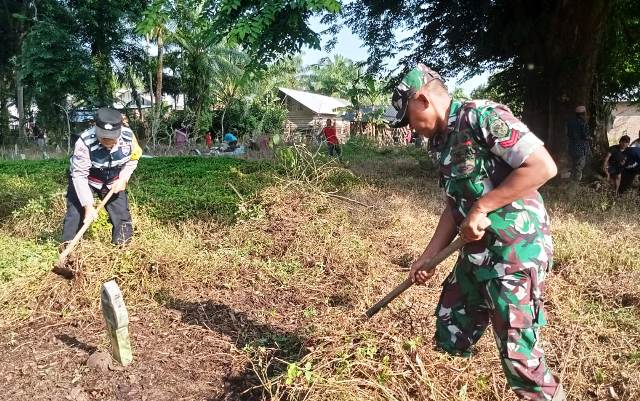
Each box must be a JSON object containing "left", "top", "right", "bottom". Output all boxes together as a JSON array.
[
  {"left": 157, "top": 292, "right": 307, "bottom": 401},
  {"left": 54, "top": 333, "right": 98, "bottom": 355}
]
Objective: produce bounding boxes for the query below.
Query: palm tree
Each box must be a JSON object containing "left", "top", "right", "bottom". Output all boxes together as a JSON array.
[
  {"left": 136, "top": 0, "right": 172, "bottom": 147},
  {"left": 208, "top": 47, "right": 252, "bottom": 136},
  {"left": 136, "top": 0, "right": 171, "bottom": 107},
  {"left": 170, "top": 0, "right": 219, "bottom": 128},
  {"left": 254, "top": 56, "right": 305, "bottom": 101},
  {"left": 304, "top": 55, "right": 360, "bottom": 98}
]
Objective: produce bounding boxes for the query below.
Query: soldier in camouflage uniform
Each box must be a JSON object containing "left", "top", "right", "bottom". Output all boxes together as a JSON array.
[{"left": 389, "top": 64, "right": 565, "bottom": 401}]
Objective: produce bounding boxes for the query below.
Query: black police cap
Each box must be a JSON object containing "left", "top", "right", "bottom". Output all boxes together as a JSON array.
[{"left": 95, "top": 108, "right": 122, "bottom": 139}]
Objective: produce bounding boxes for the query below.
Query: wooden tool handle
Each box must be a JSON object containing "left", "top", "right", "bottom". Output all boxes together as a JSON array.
[
  {"left": 365, "top": 236, "right": 466, "bottom": 318},
  {"left": 57, "top": 186, "right": 116, "bottom": 264}
]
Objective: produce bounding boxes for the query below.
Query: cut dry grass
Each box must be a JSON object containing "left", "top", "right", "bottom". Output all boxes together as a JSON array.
[{"left": 0, "top": 146, "right": 639, "bottom": 401}]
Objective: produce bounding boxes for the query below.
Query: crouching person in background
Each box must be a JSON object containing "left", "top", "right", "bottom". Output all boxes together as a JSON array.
[{"left": 62, "top": 108, "right": 142, "bottom": 245}]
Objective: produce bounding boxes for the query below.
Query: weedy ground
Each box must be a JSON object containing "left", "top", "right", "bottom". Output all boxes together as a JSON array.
[{"left": 0, "top": 140, "right": 639, "bottom": 401}]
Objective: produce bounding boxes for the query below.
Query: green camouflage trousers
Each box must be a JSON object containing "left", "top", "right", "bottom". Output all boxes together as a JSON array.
[{"left": 434, "top": 255, "right": 558, "bottom": 401}]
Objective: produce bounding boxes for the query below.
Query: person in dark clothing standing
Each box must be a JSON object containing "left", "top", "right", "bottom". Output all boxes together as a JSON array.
[
  {"left": 33, "top": 124, "right": 45, "bottom": 148},
  {"left": 619, "top": 143, "right": 640, "bottom": 195},
  {"left": 603, "top": 135, "right": 630, "bottom": 194},
  {"left": 566, "top": 105, "right": 590, "bottom": 181}
]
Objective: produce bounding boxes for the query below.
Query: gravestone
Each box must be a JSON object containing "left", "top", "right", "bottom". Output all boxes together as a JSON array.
[{"left": 100, "top": 280, "right": 133, "bottom": 366}]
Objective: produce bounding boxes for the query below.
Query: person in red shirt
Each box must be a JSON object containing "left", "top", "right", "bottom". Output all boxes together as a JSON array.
[
  {"left": 204, "top": 129, "right": 213, "bottom": 150},
  {"left": 321, "top": 119, "right": 341, "bottom": 157}
]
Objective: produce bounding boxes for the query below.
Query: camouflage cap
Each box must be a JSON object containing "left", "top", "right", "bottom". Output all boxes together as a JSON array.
[{"left": 389, "top": 64, "right": 445, "bottom": 128}]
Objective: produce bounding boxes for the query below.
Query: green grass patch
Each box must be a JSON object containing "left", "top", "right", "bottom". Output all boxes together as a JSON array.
[
  {"left": 341, "top": 136, "right": 433, "bottom": 165},
  {"left": 0, "top": 233, "right": 57, "bottom": 283},
  {"left": 570, "top": 300, "right": 640, "bottom": 332},
  {"left": 130, "top": 156, "right": 273, "bottom": 220},
  {"left": 0, "top": 156, "right": 274, "bottom": 221},
  {"left": 628, "top": 350, "right": 640, "bottom": 364},
  {"left": 0, "top": 159, "right": 67, "bottom": 219}
]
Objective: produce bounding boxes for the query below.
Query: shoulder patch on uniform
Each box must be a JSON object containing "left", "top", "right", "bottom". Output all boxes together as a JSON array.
[
  {"left": 80, "top": 128, "right": 95, "bottom": 139},
  {"left": 120, "top": 129, "right": 133, "bottom": 140},
  {"left": 488, "top": 113, "right": 510, "bottom": 139},
  {"left": 80, "top": 128, "right": 98, "bottom": 147}
]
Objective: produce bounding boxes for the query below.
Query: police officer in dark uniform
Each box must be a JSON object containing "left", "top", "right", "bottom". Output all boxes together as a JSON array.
[{"left": 62, "top": 108, "right": 142, "bottom": 245}]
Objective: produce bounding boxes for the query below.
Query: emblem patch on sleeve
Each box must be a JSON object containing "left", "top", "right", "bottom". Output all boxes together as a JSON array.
[{"left": 489, "top": 114, "right": 510, "bottom": 138}]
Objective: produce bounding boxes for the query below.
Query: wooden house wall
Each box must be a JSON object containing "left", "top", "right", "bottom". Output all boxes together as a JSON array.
[{"left": 283, "top": 96, "right": 350, "bottom": 143}]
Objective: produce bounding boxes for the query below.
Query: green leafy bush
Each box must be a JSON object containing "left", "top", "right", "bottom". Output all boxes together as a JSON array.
[{"left": 210, "top": 98, "right": 286, "bottom": 139}]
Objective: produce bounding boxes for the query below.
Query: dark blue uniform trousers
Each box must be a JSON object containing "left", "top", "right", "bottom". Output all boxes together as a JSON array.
[{"left": 62, "top": 179, "right": 133, "bottom": 245}]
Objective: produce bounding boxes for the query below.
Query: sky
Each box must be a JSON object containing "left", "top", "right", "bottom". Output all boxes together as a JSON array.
[{"left": 300, "top": 16, "right": 490, "bottom": 95}]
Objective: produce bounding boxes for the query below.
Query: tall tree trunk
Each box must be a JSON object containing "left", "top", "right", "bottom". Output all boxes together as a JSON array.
[
  {"left": 145, "top": 35, "right": 154, "bottom": 106},
  {"left": 97, "top": 53, "right": 112, "bottom": 106},
  {"left": 220, "top": 104, "right": 227, "bottom": 138},
  {"left": 155, "top": 33, "right": 164, "bottom": 107},
  {"left": 521, "top": 0, "right": 612, "bottom": 171},
  {"left": 16, "top": 71, "right": 25, "bottom": 140},
  {"left": 149, "top": 70, "right": 155, "bottom": 105},
  {"left": 90, "top": 0, "right": 115, "bottom": 107},
  {"left": 0, "top": 74, "right": 10, "bottom": 145},
  {"left": 148, "top": 33, "right": 165, "bottom": 149},
  {"left": 590, "top": 83, "right": 613, "bottom": 157}
]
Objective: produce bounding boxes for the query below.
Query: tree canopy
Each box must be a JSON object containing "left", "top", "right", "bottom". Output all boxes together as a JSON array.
[
  {"left": 0, "top": 0, "right": 343, "bottom": 145},
  {"left": 338, "top": 0, "right": 640, "bottom": 159},
  {"left": 4, "top": 0, "right": 638, "bottom": 158}
]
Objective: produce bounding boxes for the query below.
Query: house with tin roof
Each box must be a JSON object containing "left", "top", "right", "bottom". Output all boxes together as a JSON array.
[{"left": 278, "top": 88, "right": 351, "bottom": 142}]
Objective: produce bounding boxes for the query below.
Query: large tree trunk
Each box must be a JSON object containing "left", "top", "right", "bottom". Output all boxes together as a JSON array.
[
  {"left": 521, "top": 0, "right": 612, "bottom": 171},
  {"left": 90, "top": 0, "right": 115, "bottom": 106},
  {"left": 96, "top": 53, "right": 112, "bottom": 106},
  {"left": 0, "top": 74, "right": 10, "bottom": 144},
  {"left": 16, "top": 71, "right": 25, "bottom": 140},
  {"left": 155, "top": 33, "right": 164, "bottom": 107}
]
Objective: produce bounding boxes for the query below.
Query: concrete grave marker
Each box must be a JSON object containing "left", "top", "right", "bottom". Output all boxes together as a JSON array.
[{"left": 100, "top": 280, "right": 133, "bottom": 366}]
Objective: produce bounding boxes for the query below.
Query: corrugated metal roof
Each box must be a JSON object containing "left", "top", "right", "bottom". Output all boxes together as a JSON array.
[
  {"left": 279, "top": 88, "right": 350, "bottom": 115},
  {"left": 343, "top": 105, "right": 397, "bottom": 122}
]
